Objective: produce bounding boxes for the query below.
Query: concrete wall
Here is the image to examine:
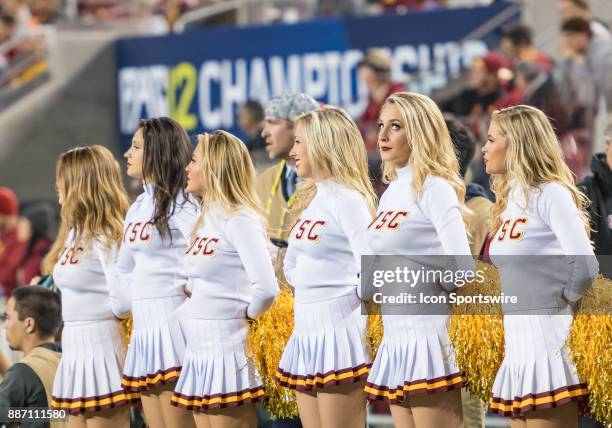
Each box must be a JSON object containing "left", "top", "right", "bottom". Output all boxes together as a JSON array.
[{"left": 0, "top": 31, "right": 120, "bottom": 201}]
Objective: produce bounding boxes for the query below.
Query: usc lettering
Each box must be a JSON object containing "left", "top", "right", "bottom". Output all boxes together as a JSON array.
[
  {"left": 187, "top": 236, "right": 219, "bottom": 256},
  {"left": 497, "top": 216, "right": 528, "bottom": 241},
  {"left": 124, "top": 222, "right": 153, "bottom": 243},
  {"left": 59, "top": 246, "right": 84, "bottom": 266},
  {"left": 291, "top": 219, "right": 326, "bottom": 242},
  {"left": 368, "top": 211, "right": 409, "bottom": 230}
]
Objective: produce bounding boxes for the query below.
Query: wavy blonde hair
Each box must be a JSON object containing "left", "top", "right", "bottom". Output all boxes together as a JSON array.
[
  {"left": 290, "top": 107, "right": 377, "bottom": 216},
  {"left": 194, "top": 130, "right": 263, "bottom": 230},
  {"left": 381, "top": 92, "right": 466, "bottom": 203},
  {"left": 43, "top": 145, "right": 129, "bottom": 273},
  {"left": 489, "top": 105, "right": 590, "bottom": 234}
]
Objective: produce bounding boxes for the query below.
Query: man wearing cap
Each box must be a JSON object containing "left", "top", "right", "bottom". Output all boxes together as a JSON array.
[
  {"left": 257, "top": 93, "right": 320, "bottom": 260},
  {"left": 357, "top": 48, "right": 406, "bottom": 151},
  {"left": 442, "top": 52, "right": 507, "bottom": 120},
  {"left": 0, "top": 187, "right": 30, "bottom": 298}
]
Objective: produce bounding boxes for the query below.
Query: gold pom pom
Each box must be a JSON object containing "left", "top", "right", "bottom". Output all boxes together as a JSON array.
[
  {"left": 365, "top": 303, "right": 384, "bottom": 358},
  {"left": 121, "top": 316, "right": 133, "bottom": 344},
  {"left": 449, "top": 261, "right": 505, "bottom": 401},
  {"left": 567, "top": 275, "right": 612, "bottom": 426},
  {"left": 246, "top": 285, "right": 298, "bottom": 419}
]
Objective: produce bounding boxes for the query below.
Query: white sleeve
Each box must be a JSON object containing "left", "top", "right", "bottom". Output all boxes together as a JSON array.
[
  {"left": 96, "top": 240, "right": 131, "bottom": 319},
  {"left": 334, "top": 193, "right": 373, "bottom": 298},
  {"left": 421, "top": 178, "right": 474, "bottom": 291},
  {"left": 538, "top": 183, "right": 599, "bottom": 301},
  {"left": 226, "top": 213, "right": 279, "bottom": 320},
  {"left": 283, "top": 241, "right": 297, "bottom": 289},
  {"left": 171, "top": 195, "right": 201, "bottom": 239}
]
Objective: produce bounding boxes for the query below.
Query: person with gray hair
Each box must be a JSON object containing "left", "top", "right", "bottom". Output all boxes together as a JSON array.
[{"left": 257, "top": 93, "right": 320, "bottom": 250}]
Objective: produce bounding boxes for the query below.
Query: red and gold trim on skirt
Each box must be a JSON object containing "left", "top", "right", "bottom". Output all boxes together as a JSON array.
[
  {"left": 51, "top": 390, "right": 140, "bottom": 415},
  {"left": 121, "top": 366, "right": 181, "bottom": 392},
  {"left": 275, "top": 363, "right": 371, "bottom": 391},
  {"left": 170, "top": 386, "right": 265, "bottom": 412},
  {"left": 490, "top": 383, "right": 589, "bottom": 417},
  {"left": 365, "top": 372, "right": 465, "bottom": 403}
]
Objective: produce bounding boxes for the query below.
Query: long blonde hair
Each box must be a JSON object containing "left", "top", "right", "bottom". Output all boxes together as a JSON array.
[
  {"left": 381, "top": 92, "right": 466, "bottom": 203},
  {"left": 489, "top": 105, "right": 590, "bottom": 234},
  {"left": 194, "top": 130, "right": 263, "bottom": 229},
  {"left": 291, "top": 107, "right": 377, "bottom": 216},
  {"left": 43, "top": 145, "right": 129, "bottom": 273}
]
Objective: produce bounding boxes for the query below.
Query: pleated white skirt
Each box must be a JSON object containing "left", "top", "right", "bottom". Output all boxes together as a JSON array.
[
  {"left": 122, "top": 295, "right": 187, "bottom": 392},
  {"left": 51, "top": 319, "right": 137, "bottom": 414},
  {"left": 171, "top": 318, "right": 264, "bottom": 412},
  {"left": 490, "top": 310, "right": 588, "bottom": 417},
  {"left": 365, "top": 314, "right": 464, "bottom": 403},
  {"left": 275, "top": 291, "right": 371, "bottom": 391}
]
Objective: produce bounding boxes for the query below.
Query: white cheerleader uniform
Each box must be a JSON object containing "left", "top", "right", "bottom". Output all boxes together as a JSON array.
[
  {"left": 51, "top": 231, "right": 136, "bottom": 414},
  {"left": 170, "top": 204, "right": 279, "bottom": 412},
  {"left": 489, "top": 181, "right": 598, "bottom": 417},
  {"left": 118, "top": 184, "right": 199, "bottom": 392},
  {"left": 275, "top": 179, "right": 373, "bottom": 391},
  {"left": 364, "top": 165, "right": 473, "bottom": 403}
]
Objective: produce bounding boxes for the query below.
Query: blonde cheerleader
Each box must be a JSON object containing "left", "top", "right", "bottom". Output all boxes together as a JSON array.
[
  {"left": 364, "top": 92, "right": 473, "bottom": 428},
  {"left": 275, "top": 107, "right": 377, "bottom": 428},
  {"left": 484, "top": 105, "right": 598, "bottom": 427},
  {"left": 170, "top": 131, "right": 279, "bottom": 428},
  {"left": 46, "top": 146, "right": 136, "bottom": 427},
  {"left": 118, "top": 117, "right": 199, "bottom": 428}
]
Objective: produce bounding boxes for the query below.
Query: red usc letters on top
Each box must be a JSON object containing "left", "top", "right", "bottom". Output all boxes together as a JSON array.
[
  {"left": 289, "top": 219, "right": 327, "bottom": 242},
  {"left": 368, "top": 211, "right": 408, "bottom": 230},
  {"left": 496, "top": 216, "right": 528, "bottom": 241}
]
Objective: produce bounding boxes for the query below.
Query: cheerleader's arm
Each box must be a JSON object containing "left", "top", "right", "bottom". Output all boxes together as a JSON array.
[
  {"left": 97, "top": 240, "right": 132, "bottom": 319},
  {"left": 421, "top": 178, "right": 475, "bottom": 291},
  {"left": 111, "top": 238, "right": 135, "bottom": 318},
  {"left": 540, "top": 183, "right": 599, "bottom": 302},
  {"left": 334, "top": 192, "right": 374, "bottom": 299},
  {"left": 227, "top": 214, "right": 279, "bottom": 320}
]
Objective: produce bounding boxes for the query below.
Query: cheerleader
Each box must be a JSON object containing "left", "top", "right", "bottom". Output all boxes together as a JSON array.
[
  {"left": 118, "top": 117, "right": 199, "bottom": 428},
  {"left": 484, "top": 105, "right": 598, "bottom": 427},
  {"left": 364, "top": 92, "right": 472, "bottom": 428},
  {"left": 275, "top": 107, "right": 377, "bottom": 428},
  {"left": 46, "top": 146, "right": 136, "bottom": 427},
  {"left": 170, "top": 131, "right": 279, "bottom": 428}
]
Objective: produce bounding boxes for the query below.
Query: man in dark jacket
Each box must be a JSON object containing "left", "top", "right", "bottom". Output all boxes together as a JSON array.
[
  {"left": 0, "top": 286, "right": 62, "bottom": 428},
  {"left": 579, "top": 126, "right": 612, "bottom": 278}
]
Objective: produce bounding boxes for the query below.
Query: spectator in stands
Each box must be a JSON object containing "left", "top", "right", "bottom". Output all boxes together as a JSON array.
[
  {"left": 0, "top": 13, "right": 16, "bottom": 70},
  {"left": 579, "top": 125, "right": 612, "bottom": 263},
  {"left": 561, "top": 17, "right": 612, "bottom": 124},
  {"left": 29, "top": 0, "right": 59, "bottom": 25},
  {"left": 316, "top": 0, "right": 364, "bottom": 16},
  {"left": 0, "top": 286, "right": 62, "bottom": 425},
  {"left": 0, "top": 13, "right": 16, "bottom": 43},
  {"left": 499, "top": 23, "right": 551, "bottom": 72},
  {"left": 0, "top": 187, "right": 30, "bottom": 298},
  {"left": 443, "top": 52, "right": 506, "bottom": 118},
  {"left": 0, "top": 0, "right": 31, "bottom": 35},
  {"left": 357, "top": 48, "right": 406, "bottom": 151},
  {"left": 238, "top": 99, "right": 266, "bottom": 152},
  {"left": 497, "top": 61, "right": 571, "bottom": 138},
  {"left": 558, "top": 0, "right": 611, "bottom": 43}
]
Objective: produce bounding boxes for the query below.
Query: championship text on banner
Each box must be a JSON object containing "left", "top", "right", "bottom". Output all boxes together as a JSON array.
[{"left": 115, "top": 2, "right": 520, "bottom": 150}]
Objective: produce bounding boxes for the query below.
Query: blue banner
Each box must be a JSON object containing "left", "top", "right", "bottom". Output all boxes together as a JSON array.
[{"left": 115, "top": 2, "right": 520, "bottom": 150}]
